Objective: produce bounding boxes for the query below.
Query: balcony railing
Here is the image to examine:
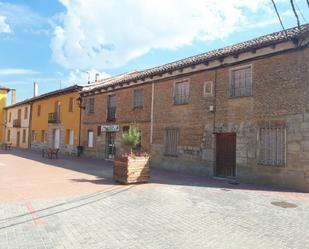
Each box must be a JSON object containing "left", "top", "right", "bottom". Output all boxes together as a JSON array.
[
  {"left": 48, "top": 112, "right": 61, "bottom": 123},
  {"left": 13, "top": 119, "right": 21, "bottom": 128},
  {"left": 107, "top": 107, "right": 116, "bottom": 121}
]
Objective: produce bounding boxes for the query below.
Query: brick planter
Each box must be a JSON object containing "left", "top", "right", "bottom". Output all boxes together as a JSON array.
[{"left": 113, "top": 156, "right": 150, "bottom": 184}]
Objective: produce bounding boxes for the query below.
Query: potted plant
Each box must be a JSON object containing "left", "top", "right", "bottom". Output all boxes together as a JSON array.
[{"left": 113, "top": 126, "right": 150, "bottom": 184}]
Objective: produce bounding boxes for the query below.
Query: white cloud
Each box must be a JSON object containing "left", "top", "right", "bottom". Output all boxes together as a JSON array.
[
  {"left": 0, "top": 68, "right": 38, "bottom": 76},
  {"left": 0, "top": 2, "right": 51, "bottom": 35},
  {"left": 66, "top": 69, "right": 110, "bottom": 84},
  {"left": 0, "top": 15, "right": 11, "bottom": 33},
  {"left": 51, "top": 0, "right": 280, "bottom": 70}
]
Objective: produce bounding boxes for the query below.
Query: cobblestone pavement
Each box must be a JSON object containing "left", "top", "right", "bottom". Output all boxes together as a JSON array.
[{"left": 0, "top": 149, "right": 308, "bottom": 249}]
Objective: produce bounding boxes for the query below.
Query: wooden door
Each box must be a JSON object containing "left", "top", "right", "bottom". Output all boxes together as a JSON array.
[
  {"left": 16, "top": 131, "right": 20, "bottom": 147},
  {"left": 216, "top": 133, "right": 236, "bottom": 178},
  {"left": 53, "top": 129, "right": 60, "bottom": 148}
]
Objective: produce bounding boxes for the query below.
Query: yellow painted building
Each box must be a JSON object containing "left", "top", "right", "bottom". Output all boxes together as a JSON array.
[
  {"left": 0, "top": 85, "right": 10, "bottom": 143},
  {"left": 30, "top": 85, "right": 83, "bottom": 154}
]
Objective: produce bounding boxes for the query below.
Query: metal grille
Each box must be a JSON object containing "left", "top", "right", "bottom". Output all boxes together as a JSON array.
[
  {"left": 258, "top": 126, "right": 285, "bottom": 166},
  {"left": 165, "top": 128, "right": 179, "bottom": 156},
  {"left": 230, "top": 67, "right": 252, "bottom": 97},
  {"left": 174, "top": 81, "right": 190, "bottom": 104},
  {"left": 87, "top": 98, "right": 95, "bottom": 113},
  {"left": 133, "top": 89, "right": 144, "bottom": 108}
]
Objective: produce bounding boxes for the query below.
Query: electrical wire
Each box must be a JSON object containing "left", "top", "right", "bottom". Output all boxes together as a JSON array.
[
  {"left": 290, "top": 0, "right": 301, "bottom": 28},
  {"left": 295, "top": 1, "right": 308, "bottom": 23},
  {"left": 270, "top": 0, "right": 288, "bottom": 36}
]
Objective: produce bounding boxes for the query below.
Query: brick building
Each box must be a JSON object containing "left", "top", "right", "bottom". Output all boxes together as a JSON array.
[
  {"left": 81, "top": 24, "right": 309, "bottom": 191},
  {"left": 81, "top": 73, "right": 152, "bottom": 159}
]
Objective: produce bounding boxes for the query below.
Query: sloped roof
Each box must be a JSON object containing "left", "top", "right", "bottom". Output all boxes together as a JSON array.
[
  {"left": 85, "top": 23, "right": 309, "bottom": 93},
  {"left": 0, "top": 85, "right": 10, "bottom": 92},
  {"left": 4, "top": 85, "right": 83, "bottom": 109}
]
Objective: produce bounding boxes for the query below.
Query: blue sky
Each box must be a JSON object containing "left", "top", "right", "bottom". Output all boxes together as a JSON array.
[{"left": 0, "top": 0, "right": 308, "bottom": 102}]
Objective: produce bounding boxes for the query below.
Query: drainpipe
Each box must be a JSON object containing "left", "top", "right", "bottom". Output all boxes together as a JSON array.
[
  {"left": 28, "top": 103, "right": 32, "bottom": 149},
  {"left": 212, "top": 70, "right": 218, "bottom": 176},
  {"left": 150, "top": 81, "right": 155, "bottom": 148}
]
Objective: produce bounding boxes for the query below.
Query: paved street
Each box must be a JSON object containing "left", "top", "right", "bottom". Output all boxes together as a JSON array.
[{"left": 0, "top": 149, "right": 308, "bottom": 249}]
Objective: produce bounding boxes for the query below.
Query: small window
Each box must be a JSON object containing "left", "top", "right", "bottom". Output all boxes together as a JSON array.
[
  {"left": 87, "top": 98, "right": 95, "bottom": 114},
  {"left": 8, "top": 112, "right": 11, "bottom": 122},
  {"left": 41, "top": 130, "right": 46, "bottom": 143},
  {"left": 22, "top": 129, "right": 26, "bottom": 143},
  {"left": 87, "top": 130, "right": 94, "bottom": 148},
  {"left": 24, "top": 107, "right": 28, "bottom": 119},
  {"left": 69, "top": 97, "right": 74, "bottom": 112},
  {"left": 204, "top": 81, "right": 213, "bottom": 96},
  {"left": 258, "top": 125, "right": 286, "bottom": 166},
  {"left": 7, "top": 129, "right": 10, "bottom": 142},
  {"left": 37, "top": 105, "right": 41, "bottom": 116},
  {"left": 133, "top": 89, "right": 144, "bottom": 108},
  {"left": 230, "top": 66, "right": 252, "bottom": 97},
  {"left": 165, "top": 128, "right": 179, "bottom": 156},
  {"left": 122, "top": 126, "right": 130, "bottom": 133},
  {"left": 174, "top": 80, "right": 190, "bottom": 105}
]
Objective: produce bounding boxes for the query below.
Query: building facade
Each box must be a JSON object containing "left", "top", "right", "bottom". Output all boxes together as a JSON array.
[
  {"left": 80, "top": 24, "right": 309, "bottom": 191},
  {"left": 4, "top": 101, "right": 31, "bottom": 148},
  {"left": 0, "top": 86, "right": 10, "bottom": 143},
  {"left": 30, "top": 85, "right": 82, "bottom": 155},
  {"left": 81, "top": 75, "right": 152, "bottom": 159}
]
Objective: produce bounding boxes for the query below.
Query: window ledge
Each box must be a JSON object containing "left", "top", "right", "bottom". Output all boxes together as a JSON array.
[
  {"left": 173, "top": 102, "right": 189, "bottom": 106},
  {"left": 258, "top": 163, "right": 285, "bottom": 168},
  {"left": 163, "top": 154, "right": 178, "bottom": 157},
  {"left": 133, "top": 106, "right": 143, "bottom": 110},
  {"left": 229, "top": 95, "right": 253, "bottom": 99}
]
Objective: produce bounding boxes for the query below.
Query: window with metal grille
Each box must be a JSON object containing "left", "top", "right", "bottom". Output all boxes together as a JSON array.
[
  {"left": 133, "top": 89, "right": 144, "bottom": 108},
  {"left": 258, "top": 125, "right": 286, "bottom": 166},
  {"left": 165, "top": 128, "right": 179, "bottom": 156},
  {"left": 174, "top": 81, "right": 190, "bottom": 105},
  {"left": 230, "top": 66, "right": 252, "bottom": 97},
  {"left": 87, "top": 98, "right": 95, "bottom": 114}
]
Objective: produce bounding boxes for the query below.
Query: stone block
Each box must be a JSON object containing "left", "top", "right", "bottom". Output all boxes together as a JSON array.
[{"left": 288, "top": 142, "right": 301, "bottom": 153}]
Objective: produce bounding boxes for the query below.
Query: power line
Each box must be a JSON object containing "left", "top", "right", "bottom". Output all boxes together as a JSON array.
[
  {"left": 307, "top": 0, "right": 309, "bottom": 9},
  {"left": 295, "top": 1, "right": 308, "bottom": 23},
  {"left": 290, "top": 0, "right": 301, "bottom": 28},
  {"left": 270, "top": 0, "right": 287, "bottom": 36}
]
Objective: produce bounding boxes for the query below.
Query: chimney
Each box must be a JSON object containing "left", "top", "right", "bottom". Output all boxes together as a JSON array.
[
  {"left": 11, "top": 89, "right": 16, "bottom": 105},
  {"left": 34, "top": 81, "right": 38, "bottom": 97},
  {"left": 95, "top": 73, "right": 100, "bottom": 82}
]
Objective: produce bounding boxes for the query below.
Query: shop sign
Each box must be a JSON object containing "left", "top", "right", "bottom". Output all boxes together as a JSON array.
[{"left": 101, "top": 125, "right": 119, "bottom": 132}]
